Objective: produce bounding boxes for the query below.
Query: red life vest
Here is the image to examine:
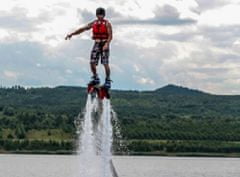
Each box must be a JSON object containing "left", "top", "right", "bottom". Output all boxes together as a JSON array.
[{"left": 92, "top": 19, "right": 108, "bottom": 40}]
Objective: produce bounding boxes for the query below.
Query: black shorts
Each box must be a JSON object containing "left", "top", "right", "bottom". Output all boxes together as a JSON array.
[{"left": 90, "top": 41, "right": 109, "bottom": 65}]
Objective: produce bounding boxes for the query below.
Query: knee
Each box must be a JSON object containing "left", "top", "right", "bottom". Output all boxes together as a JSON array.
[
  {"left": 91, "top": 63, "right": 97, "bottom": 68},
  {"left": 103, "top": 64, "right": 110, "bottom": 69}
]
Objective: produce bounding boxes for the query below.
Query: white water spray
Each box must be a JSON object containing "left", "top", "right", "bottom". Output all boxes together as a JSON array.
[
  {"left": 77, "top": 95, "right": 100, "bottom": 177},
  {"left": 76, "top": 95, "right": 116, "bottom": 177},
  {"left": 100, "top": 99, "right": 113, "bottom": 177}
]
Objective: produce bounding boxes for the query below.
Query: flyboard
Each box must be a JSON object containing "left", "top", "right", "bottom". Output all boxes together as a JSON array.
[{"left": 87, "top": 83, "right": 110, "bottom": 100}]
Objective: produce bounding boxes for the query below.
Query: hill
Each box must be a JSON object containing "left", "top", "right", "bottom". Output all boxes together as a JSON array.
[
  {"left": 0, "top": 84, "right": 240, "bottom": 156},
  {"left": 154, "top": 84, "right": 208, "bottom": 95}
]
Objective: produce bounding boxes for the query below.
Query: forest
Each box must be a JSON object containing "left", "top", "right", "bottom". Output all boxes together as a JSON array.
[{"left": 0, "top": 84, "right": 240, "bottom": 156}]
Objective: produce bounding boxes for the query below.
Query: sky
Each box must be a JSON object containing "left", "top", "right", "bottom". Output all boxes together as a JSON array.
[{"left": 0, "top": 0, "right": 240, "bottom": 94}]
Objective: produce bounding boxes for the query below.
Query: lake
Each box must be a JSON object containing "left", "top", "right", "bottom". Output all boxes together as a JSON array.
[{"left": 0, "top": 154, "right": 240, "bottom": 177}]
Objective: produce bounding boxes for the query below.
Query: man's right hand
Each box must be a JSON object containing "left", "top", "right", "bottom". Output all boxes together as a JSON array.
[{"left": 65, "top": 34, "right": 72, "bottom": 40}]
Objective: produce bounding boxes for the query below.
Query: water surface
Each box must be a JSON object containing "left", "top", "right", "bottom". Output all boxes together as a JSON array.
[{"left": 1, "top": 154, "right": 240, "bottom": 177}]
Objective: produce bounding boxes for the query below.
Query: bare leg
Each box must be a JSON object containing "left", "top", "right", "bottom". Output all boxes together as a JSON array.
[
  {"left": 103, "top": 64, "right": 111, "bottom": 79},
  {"left": 90, "top": 63, "right": 97, "bottom": 77}
]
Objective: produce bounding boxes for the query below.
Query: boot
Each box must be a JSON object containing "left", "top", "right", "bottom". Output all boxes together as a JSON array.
[
  {"left": 88, "top": 75, "right": 100, "bottom": 86},
  {"left": 103, "top": 78, "right": 112, "bottom": 89}
]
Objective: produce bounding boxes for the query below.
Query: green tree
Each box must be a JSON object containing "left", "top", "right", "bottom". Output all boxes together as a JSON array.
[
  {"left": 3, "top": 106, "right": 14, "bottom": 116},
  {"left": 15, "top": 123, "right": 26, "bottom": 139}
]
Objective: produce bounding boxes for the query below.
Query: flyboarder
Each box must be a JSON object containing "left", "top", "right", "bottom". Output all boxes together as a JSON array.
[{"left": 65, "top": 7, "right": 112, "bottom": 93}]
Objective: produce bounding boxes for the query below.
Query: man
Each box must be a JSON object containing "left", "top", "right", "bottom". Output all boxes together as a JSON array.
[{"left": 65, "top": 7, "right": 112, "bottom": 89}]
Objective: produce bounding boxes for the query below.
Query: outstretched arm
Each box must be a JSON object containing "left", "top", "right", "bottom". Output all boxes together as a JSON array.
[{"left": 65, "top": 21, "right": 94, "bottom": 40}]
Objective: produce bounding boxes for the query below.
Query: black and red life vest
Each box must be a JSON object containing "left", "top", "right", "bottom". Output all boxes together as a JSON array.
[{"left": 92, "top": 19, "right": 108, "bottom": 40}]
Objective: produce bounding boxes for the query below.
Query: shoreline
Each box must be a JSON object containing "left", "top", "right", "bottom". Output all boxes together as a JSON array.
[{"left": 1, "top": 150, "right": 240, "bottom": 158}]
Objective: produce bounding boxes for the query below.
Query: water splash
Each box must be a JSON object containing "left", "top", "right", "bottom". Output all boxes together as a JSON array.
[
  {"left": 77, "top": 95, "right": 100, "bottom": 177},
  {"left": 111, "top": 108, "right": 129, "bottom": 155},
  {"left": 100, "top": 99, "right": 113, "bottom": 177},
  {"left": 75, "top": 95, "right": 117, "bottom": 177}
]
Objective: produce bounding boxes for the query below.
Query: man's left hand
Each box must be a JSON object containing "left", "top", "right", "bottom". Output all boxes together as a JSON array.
[{"left": 103, "top": 43, "right": 109, "bottom": 51}]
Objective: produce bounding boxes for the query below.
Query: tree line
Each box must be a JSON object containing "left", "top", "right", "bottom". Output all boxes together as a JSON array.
[{"left": 1, "top": 85, "right": 240, "bottom": 155}]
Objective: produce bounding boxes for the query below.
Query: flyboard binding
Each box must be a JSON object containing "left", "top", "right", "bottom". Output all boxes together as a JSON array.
[{"left": 87, "top": 83, "right": 110, "bottom": 100}]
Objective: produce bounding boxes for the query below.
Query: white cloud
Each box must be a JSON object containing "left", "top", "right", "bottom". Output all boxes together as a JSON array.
[
  {"left": 133, "top": 64, "right": 140, "bottom": 72},
  {"left": 137, "top": 77, "right": 155, "bottom": 85},
  {"left": 65, "top": 69, "right": 73, "bottom": 74},
  {"left": 36, "top": 63, "right": 42, "bottom": 67},
  {"left": 3, "top": 70, "right": 19, "bottom": 79},
  {"left": 0, "top": 0, "right": 240, "bottom": 94},
  {"left": 198, "top": 4, "right": 240, "bottom": 26}
]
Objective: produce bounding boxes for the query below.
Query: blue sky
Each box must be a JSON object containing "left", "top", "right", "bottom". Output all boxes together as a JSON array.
[{"left": 0, "top": 0, "right": 240, "bottom": 94}]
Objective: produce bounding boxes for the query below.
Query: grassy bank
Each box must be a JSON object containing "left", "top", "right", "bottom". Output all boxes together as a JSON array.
[
  {"left": 123, "top": 152, "right": 240, "bottom": 157},
  {"left": 1, "top": 150, "right": 240, "bottom": 158}
]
